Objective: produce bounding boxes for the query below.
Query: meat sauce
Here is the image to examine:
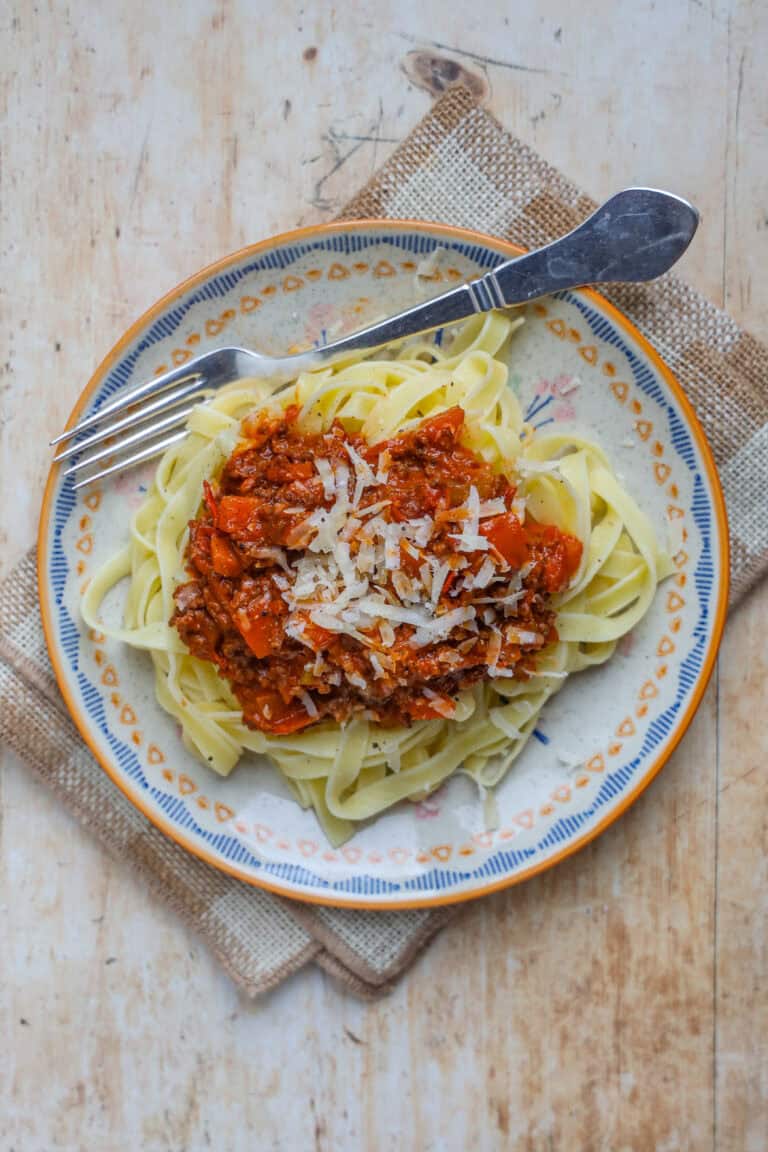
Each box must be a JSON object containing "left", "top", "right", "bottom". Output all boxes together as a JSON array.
[{"left": 171, "top": 406, "right": 582, "bottom": 735}]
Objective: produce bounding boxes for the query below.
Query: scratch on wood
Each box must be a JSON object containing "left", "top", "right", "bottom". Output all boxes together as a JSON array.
[
  {"left": 310, "top": 107, "right": 397, "bottom": 211},
  {"left": 370, "top": 97, "right": 384, "bottom": 175},
  {"left": 308, "top": 1095, "right": 327, "bottom": 1150},
  {"left": 130, "top": 119, "right": 152, "bottom": 208},
  {"left": 328, "top": 132, "right": 401, "bottom": 144},
  {"left": 734, "top": 48, "right": 746, "bottom": 136},
  {"left": 311, "top": 137, "right": 366, "bottom": 211}
]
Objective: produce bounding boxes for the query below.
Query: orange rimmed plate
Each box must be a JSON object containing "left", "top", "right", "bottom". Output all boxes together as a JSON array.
[{"left": 38, "top": 221, "right": 728, "bottom": 907}]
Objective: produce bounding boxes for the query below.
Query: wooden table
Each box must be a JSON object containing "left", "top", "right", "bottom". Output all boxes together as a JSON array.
[{"left": 2, "top": 3, "right": 766, "bottom": 1148}]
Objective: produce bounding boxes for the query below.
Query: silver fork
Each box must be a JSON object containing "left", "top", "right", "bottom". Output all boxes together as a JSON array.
[{"left": 51, "top": 187, "right": 698, "bottom": 489}]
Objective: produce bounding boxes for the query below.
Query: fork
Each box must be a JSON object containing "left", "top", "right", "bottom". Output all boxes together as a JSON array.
[{"left": 51, "top": 187, "right": 698, "bottom": 489}]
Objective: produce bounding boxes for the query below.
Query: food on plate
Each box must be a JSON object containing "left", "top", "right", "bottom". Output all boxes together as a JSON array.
[{"left": 83, "top": 312, "right": 671, "bottom": 843}]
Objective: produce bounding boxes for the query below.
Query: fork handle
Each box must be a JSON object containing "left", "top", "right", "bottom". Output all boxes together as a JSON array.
[{"left": 301, "top": 188, "right": 698, "bottom": 367}]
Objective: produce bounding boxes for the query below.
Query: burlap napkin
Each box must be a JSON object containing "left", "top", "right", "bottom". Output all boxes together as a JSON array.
[{"left": 1, "top": 87, "right": 765, "bottom": 999}]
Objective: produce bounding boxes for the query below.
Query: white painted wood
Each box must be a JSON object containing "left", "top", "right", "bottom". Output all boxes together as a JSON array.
[{"left": 1, "top": 1, "right": 765, "bottom": 1147}]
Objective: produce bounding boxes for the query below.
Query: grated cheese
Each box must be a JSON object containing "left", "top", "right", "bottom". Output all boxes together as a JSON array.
[
  {"left": 477, "top": 498, "right": 506, "bottom": 518},
  {"left": 379, "top": 620, "right": 396, "bottom": 647},
  {"left": 449, "top": 532, "right": 490, "bottom": 553},
  {"left": 297, "top": 689, "right": 318, "bottom": 719},
  {"left": 430, "top": 561, "right": 450, "bottom": 606},
  {"left": 410, "top": 605, "right": 476, "bottom": 648},
  {"left": 505, "top": 626, "right": 541, "bottom": 646},
  {"left": 558, "top": 375, "right": 581, "bottom": 396},
  {"left": 415, "top": 245, "right": 447, "bottom": 279},
  {"left": 422, "top": 688, "right": 456, "bottom": 718},
  {"left": 315, "top": 457, "right": 335, "bottom": 500},
  {"left": 252, "top": 547, "right": 291, "bottom": 572},
  {"left": 486, "top": 626, "right": 502, "bottom": 669},
  {"left": 473, "top": 556, "right": 497, "bottom": 590},
  {"left": 375, "top": 449, "right": 391, "bottom": 484}
]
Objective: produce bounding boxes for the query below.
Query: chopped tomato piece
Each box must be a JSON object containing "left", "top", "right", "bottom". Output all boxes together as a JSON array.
[
  {"left": 210, "top": 532, "right": 242, "bottom": 577},
  {"left": 218, "top": 496, "right": 262, "bottom": 536},
  {"left": 252, "top": 692, "right": 314, "bottom": 735},
  {"left": 236, "top": 610, "right": 282, "bottom": 659},
  {"left": 287, "top": 460, "right": 315, "bottom": 481},
  {"left": 480, "top": 512, "right": 529, "bottom": 568}
]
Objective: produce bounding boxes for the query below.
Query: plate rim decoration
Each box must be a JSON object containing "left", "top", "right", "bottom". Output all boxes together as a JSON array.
[{"left": 37, "top": 219, "right": 730, "bottom": 908}]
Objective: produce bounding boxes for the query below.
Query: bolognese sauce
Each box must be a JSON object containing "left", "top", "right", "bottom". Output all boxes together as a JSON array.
[{"left": 171, "top": 406, "right": 582, "bottom": 736}]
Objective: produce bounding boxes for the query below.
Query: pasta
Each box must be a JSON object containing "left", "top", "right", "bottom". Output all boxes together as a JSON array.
[{"left": 82, "top": 312, "right": 672, "bottom": 844}]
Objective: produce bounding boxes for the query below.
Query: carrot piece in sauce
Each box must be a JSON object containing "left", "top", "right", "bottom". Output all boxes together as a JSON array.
[
  {"left": 236, "top": 611, "right": 282, "bottom": 659},
  {"left": 210, "top": 533, "right": 242, "bottom": 577},
  {"left": 218, "top": 496, "right": 262, "bottom": 536}
]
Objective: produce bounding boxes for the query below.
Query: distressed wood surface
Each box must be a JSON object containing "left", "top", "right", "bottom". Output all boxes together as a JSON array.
[{"left": 1, "top": 2, "right": 766, "bottom": 1149}]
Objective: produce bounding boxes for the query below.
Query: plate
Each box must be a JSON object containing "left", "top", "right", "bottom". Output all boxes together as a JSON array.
[{"left": 38, "top": 221, "right": 729, "bottom": 907}]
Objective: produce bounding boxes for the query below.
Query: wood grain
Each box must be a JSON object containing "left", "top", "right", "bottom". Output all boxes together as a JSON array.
[{"left": 1, "top": 1, "right": 766, "bottom": 1148}]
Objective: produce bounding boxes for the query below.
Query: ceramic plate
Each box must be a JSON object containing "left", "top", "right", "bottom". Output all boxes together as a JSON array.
[{"left": 38, "top": 221, "right": 729, "bottom": 907}]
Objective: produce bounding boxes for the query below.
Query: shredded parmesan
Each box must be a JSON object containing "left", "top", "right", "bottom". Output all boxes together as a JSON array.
[
  {"left": 315, "top": 457, "right": 335, "bottom": 500},
  {"left": 410, "top": 605, "right": 476, "bottom": 648},
  {"left": 449, "top": 532, "right": 490, "bottom": 553},
  {"left": 430, "top": 562, "right": 450, "bottom": 606},
  {"left": 379, "top": 621, "right": 396, "bottom": 647},
  {"left": 558, "top": 375, "right": 581, "bottom": 396},
  {"left": 252, "top": 547, "right": 291, "bottom": 572},
  {"left": 473, "top": 556, "right": 497, "bottom": 590},
  {"left": 505, "top": 626, "right": 541, "bottom": 646},
  {"left": 478, "top": 498, "right": 506, "bottom": 518},
  {"left": 486, "top": 626, "right": 502, "bottom": 669},
  {"left": 422, "top": 688, "right": 456, "bottom": 718},
  {"left": 375, "top": 449, "right": 391, "bottom": 484},
  {"left": 344, "top": 442, "right": 377, "bottom": 506},
  {"left": 416, "top": 245, "right": 447, "bottom": 279},
  {"left": 297, "top": 689, "right": 318, "bottom": 718}
]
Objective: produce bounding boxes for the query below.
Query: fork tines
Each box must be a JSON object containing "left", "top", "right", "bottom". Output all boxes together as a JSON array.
[{"left": 54, "top": 372, "right": 209, "bottom": 489}]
